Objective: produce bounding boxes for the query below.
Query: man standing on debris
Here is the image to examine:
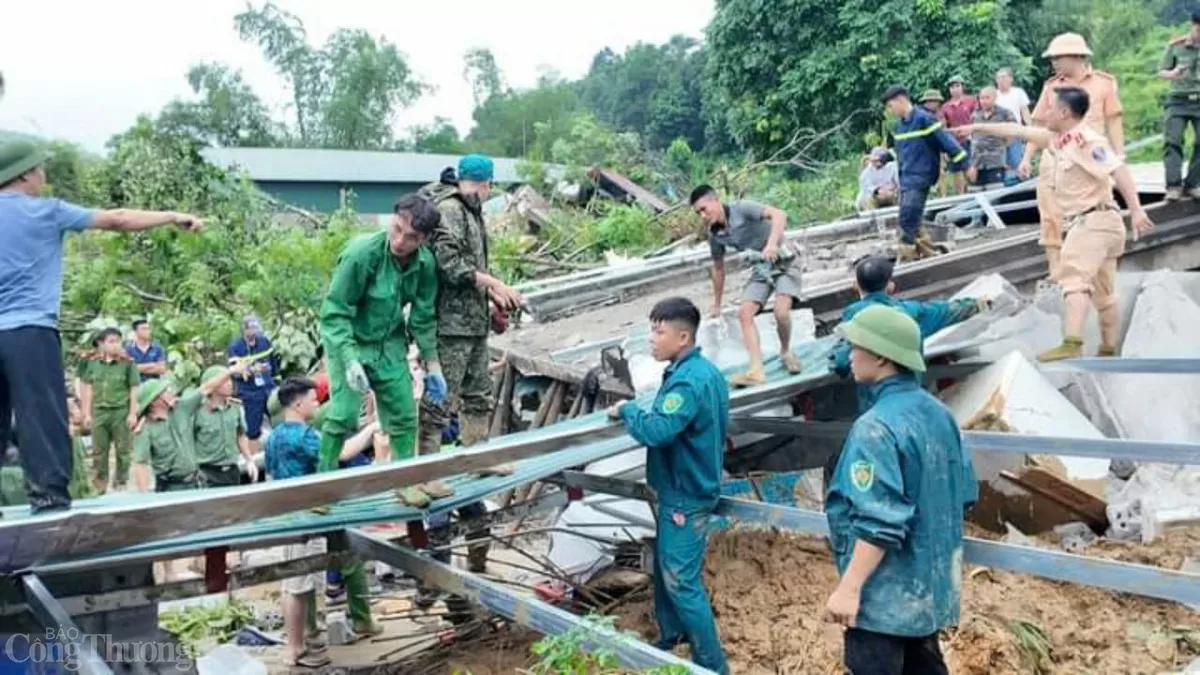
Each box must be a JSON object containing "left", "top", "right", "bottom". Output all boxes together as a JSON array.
[
  {"left": 1023, "top": 33, "right": 1124, "bottom": 279},
  {"left": 227, "top": 315, "right": 277, "bottom": 455},
  {"left": 608, "top": 297, "right": 730, "bottom": 674},
  {"left": 881, "top": 85, "right": 968, "bottom": 261},
  {"left": 131, "top": 365, "right": 246, "bottom": 493},
  {"left": 824, "top": 305, "right": 978, "bottom": 675},
  {"left": 969, "top": 87, "right": 1018, "bottom": 191},
  {"left": 0, "top": 135, "right": 202, "bottom": 512},
  {"left": 959, "top": 87, "right": 1154, "bottom": 361},
  {"left": 414, "top": 155, "right": 522, "bottom": 609},
  {"left": 1160, "top": 12, "right": 1200, "bottom": 201},
  {"left": 193, "top": 365, "right": 258, "bottom": 487},
  {"left": 831, "top": 256, "right": 989, "bottom": 408},
  {"left": 265, "top": 377, "right": 382, "bottom": 668},
  {"left": 78, "top": 328, "right": 140, "bottom": 493},
  {"left": 690, "top": 184, "right": 804, "bottom": 387}
]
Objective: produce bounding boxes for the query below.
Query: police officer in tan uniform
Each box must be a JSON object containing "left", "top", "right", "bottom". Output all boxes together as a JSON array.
[
  {"left": 1020, "top": 33, "right": 1125, "bottom": 281},
  {"left": 960, "top": 86, "right": 1152, "bottom": 362}
]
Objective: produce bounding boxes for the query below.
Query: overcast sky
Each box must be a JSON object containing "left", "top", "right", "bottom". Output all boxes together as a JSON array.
[{"left": 0, "top": 0, "right": 713, "bottom": 153}]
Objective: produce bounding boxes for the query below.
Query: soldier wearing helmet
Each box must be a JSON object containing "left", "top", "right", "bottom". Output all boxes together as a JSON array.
[{"left": 1021, "top": 33, "right": 1124, "bottom": 281}]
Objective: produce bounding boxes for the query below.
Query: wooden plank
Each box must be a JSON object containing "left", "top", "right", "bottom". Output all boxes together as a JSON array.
[
  {"left": 1000, "top": 467, "right": 1109, "bottom": 532},
  {"left": 489, "top": 346, "right": 633, "bottom": 399}
]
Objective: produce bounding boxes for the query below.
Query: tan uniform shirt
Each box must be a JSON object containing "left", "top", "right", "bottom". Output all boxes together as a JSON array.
[
  {"left": 1053, "top": 126, "right": 1122, "bottom": 216},
  {"left": 1031, "top": 69, "right": 1123, "bottom": 139}
]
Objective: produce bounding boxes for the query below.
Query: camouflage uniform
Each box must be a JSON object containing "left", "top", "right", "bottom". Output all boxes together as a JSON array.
[{"left": 417, "top": 180, "right": 493, "bottom": 575}]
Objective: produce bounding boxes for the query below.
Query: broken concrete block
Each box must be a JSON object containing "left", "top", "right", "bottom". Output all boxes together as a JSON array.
[
  {"left": 941, "top": 351, "right": 1110, "bottom": 533},
  {"left": 326, "top": 611, "right": 355, "bottom": 646},
  {"left": 1052, "top": 521, "right": 1097, "bottom": 553}
]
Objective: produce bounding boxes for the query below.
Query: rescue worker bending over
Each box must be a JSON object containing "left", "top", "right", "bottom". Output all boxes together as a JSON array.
[
  {"left": 609, "top": 297, "right": 730, "bottom": 675},
  {"left": 825, "top": 305, "right": 979, "bottom": 675},
  {"left": 958, "top": 86, "right": 1154, "bottom": 362}
]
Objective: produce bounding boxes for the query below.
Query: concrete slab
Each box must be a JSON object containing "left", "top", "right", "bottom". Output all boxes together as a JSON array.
[
  {"left": 941, "top": 351, "right": 1110, "bottom": 533},
  {"left": 925, "top": 273, "right": 1024, "bottom": 349}
]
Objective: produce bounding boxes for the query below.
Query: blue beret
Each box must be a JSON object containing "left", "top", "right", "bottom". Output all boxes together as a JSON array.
[{"left": 457, "top": 154, "right": 494, "bottom": 182}]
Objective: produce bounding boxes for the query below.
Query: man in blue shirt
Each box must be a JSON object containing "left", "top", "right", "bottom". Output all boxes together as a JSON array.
[
  {"left": 830, "top": 256, "right": 988, "bottom": 411},
  {"left": 0, "top": 135, "right": 202, "bottom": 513},
  {"left": 228, "top": 314, "right": 278, "bottom": 455},
  {"left": 824, "top": 305, "right": 978, "bottom": 675},
  {"left": 125, "top": 319, "right": 167, "bottom": 382},
  {"left": 882, "top": 85, "right": 968, "bottom": 261},
  {"left": 609, "top": 297, "right": 730, "bottom": 675},
  {"left": 265, "top": 378, "right": 381, "bottom": 665}
]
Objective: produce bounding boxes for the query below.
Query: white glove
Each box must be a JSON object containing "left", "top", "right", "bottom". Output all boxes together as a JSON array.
[{"left": 346, "top": 360, "right": 370, "bottom": 395}]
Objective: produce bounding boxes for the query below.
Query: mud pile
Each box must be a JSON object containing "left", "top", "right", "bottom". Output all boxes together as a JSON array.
[{"left": 616, "top": 529, "right": 1199, "bottom": 675}]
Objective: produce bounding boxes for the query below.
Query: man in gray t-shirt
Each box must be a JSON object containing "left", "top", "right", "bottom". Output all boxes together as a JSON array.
[{"left": 690, "top": 185, "right": 805, "bottom": 387}]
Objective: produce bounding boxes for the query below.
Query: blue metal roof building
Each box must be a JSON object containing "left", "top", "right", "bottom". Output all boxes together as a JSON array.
[{"left": 201, "top": 147, "right": 530, "bottom": 214}]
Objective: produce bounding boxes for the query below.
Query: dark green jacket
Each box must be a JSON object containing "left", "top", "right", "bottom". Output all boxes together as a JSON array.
[
  {"left": 319, "top": 230, "right": 438, "bottom": 377},
  {"left": 1162, "top": 36, "right": 1200, "bottom": 98}
]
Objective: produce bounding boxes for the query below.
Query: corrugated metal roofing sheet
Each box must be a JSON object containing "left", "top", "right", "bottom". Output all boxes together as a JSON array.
[{"left": 200, "top": 147, "right": 529, "bottom": 185}]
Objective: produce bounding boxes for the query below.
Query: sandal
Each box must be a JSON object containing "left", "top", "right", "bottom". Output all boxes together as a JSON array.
[
  {"left": 305, "top": 634, "right": 328, "bottom": 654},
  {"left": 285, "top": 649, "right": 330, "bottom": 669}
]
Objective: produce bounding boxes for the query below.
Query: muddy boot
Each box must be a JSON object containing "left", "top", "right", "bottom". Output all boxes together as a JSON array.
[
  {"left": 419, "top": 480, "right": 455, "bottom": 500},
  {"left": 1037, "top": 336, "right": 1083, "bottom": 363},
  {"left": 1189, "top": 187, "right": 1200, "bottom": 200},
  {"left": 467, "top": 544, "right": 489, "bottom": 574},
  {"left": 444, "top": 594, "right": 475, "bottom": 625},
  {"left": 1097, "top": 344, "right": 1118, "bottom": 357},
  {"left": 781, "top": 352, "right": 802, "bottom": 375},
  {"left": 1167, "top": 186, "right": 1184, "bottom": 201},
  {"left": 729, "top": 368, "right": 766, "bottom": 388},
  {"left": 461, "top": 412, "right": 511, "bottom": 476},
  {"left": 914, "top": 229, "right": 941, "bottom": 258},
  {"left": 895, "top": 243, "right": 920, "bottom": 262},
  {"left": 413, "top": 585, "right": 442, "bottom": 610},
  {"left": 397, "top": 485, "right": 432, "bottom": 508}
]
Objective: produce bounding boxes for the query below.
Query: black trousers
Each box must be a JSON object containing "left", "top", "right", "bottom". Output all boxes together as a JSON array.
[
  {"left": 844, "top": 628, "right": 948, "bottom": 675},
  {"left": 0, "top": 326, "right": 72, "bottom": 512},
  {"left": 199, "top": 464, "right": 242, "bottom": 487}
]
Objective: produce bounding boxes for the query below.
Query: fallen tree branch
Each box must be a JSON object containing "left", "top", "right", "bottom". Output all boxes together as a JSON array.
[{"left": 118, "top": 280, "right": 172, "bottom": 303}]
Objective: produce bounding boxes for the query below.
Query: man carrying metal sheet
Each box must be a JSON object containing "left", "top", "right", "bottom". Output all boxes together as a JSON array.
[
  {"left": 609, "top": 297, "right": 730, "bottom": 675},
  {"left": 958, "top": 86, "right": 1153, "bottom": 362},
  {"left": 824, "top": 305, "right": 978, "bottom": 675},
  {"left": 690, "top": 184, "right": 804, "bottom": 388}
]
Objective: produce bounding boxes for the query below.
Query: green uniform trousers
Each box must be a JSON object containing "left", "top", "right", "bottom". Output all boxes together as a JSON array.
[
  {"left": 318, "top": 356, "right": 408, "bottom": 632},
  {"left": 1164, "top": 101, "right": 1200, "bottom": 188},
  {"left": 91, "top": 407, "right": 132, "bottom": 488}
]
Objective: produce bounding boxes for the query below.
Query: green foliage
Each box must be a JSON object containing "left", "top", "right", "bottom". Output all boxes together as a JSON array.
[
  {"left": 706, "top": 0, "right": 1027, "bottom": 155},
  {"left": 463, "top": 47, "right": 506, "bottom": 107},
  {"left": 160, "top": 600, "right": 254, "bottom": 655},
  {"left": 397, "top": 116, "right": 468, "bottom": 154},
  {"left": 524, "top": 616, "right": 690, "bottom": 675},
  {"left": 550, "top": 113, "right": 647, "bottom": 182},
  {"left": 156, "top": 63, "right": 281, "bottom": 147},
  {"left": 1107, "top": 23, "right": 1175, "bottom": 153},
  {"left": 468, "top": 77, "right": 582, "bottom": 159},
  {"left": 57, "top": 121, "right": 362, "bottom": 380}
]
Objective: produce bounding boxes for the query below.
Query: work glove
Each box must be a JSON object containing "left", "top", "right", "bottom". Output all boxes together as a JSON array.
[
  {"left": 345, "top": 360, "right": 370, "bottom": 395},
  {"left": 424, "top": 371, "right": 448, "bottom": 405},
  {"left": 976, "top": 296, "right": 994, "bottom": 312}
]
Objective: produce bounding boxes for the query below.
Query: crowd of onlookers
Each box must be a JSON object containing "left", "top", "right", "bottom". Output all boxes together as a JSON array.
[{"left": 856, "top": 67, "right": 1034, "bottom": 211}]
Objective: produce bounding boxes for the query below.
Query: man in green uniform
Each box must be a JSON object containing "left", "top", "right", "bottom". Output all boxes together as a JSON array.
[
  {"left": 131, "top": 366, "right": 243, "bottom": 492},
  {"left": 194, "top": 365, "right": 258, "bottom": 487},
  {"left": 1, "top": 395, "right": 93, "bottom": 506},
  {"left": 1160, "top": 12, "right": 1200, "bottom": 201},
  {"left": 78, "top": 327, "right": 140, "bottom": 493},
  {"left": 318, "top": 193, "right": 444, "bottom": 504}
]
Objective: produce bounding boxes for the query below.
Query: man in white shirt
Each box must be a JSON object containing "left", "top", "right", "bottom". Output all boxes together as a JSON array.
[
  {"left": 995, "top": 67, "right": 1032, "bottom": 178},
  {"left": 856, "top": 147, "right": 899, "bottom": 211}
]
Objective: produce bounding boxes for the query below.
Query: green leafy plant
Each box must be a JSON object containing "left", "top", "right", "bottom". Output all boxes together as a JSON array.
[
  {"left": 524, "top": 615, "right": 689, "bottom": 675},
  {"left": 160, "top": 600, "right": 255, "bottom": 654}
]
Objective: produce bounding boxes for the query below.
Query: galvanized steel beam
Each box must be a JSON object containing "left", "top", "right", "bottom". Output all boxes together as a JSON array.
[
  {"left": 20, "top": 574, "right": 113, "bottom": 675},
  {"left": 345, "top": 530, "right": 713, "bottom": 674}
]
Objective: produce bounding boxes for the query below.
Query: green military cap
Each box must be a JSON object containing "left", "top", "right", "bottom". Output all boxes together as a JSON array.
[
  {"left": 946, "top": 75, "right": 966, "bottom": 86},
  {"left": 844, "top": 305, "right": 926, "bottom": 373},
  {"left": 136, "top": 379, "right": 171, "bottom": 416},
  {"left": 0, "top": 135, "right": 45, "bottom": 186},
  {"left": 201, "top": 365, "right": 227, "bottom": 384},
  {"left": 919, "top": 89, "right": 945, "bottom": 103}
]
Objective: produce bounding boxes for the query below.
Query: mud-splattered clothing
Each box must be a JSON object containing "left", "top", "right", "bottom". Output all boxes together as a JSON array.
[{"left": 825, "top": 374, "right": 978, "bottom": 638}]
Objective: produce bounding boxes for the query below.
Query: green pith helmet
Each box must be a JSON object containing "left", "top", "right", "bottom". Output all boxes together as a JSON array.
[
  {"left": 136, "top": 379, "right": 171, "bottom": 416},
  {"left": 844, "top": 305, "right": 926, "bottom": 373},
  {"left": 919, "top": 89, "right": 944, "bottom": 104},
  {"left": 0, "top": 135, "right": 45, "bottom": 186},
  {"left": 201, "top": 365, "right": 226, "bottom": 384}
]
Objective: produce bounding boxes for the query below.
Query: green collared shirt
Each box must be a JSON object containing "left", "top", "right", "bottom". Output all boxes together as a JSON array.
[
  {"left": 1162, "top": 38, "right": 1200, "bottom": 96},
  {"left": 79, "top": 356, "right": 139, "bottom": 410},
  {"left": 133, "top": 389, "right": 203, "bottom": 480},
  {"left": 193, "top": 397, "right": 245, "bottom": 467}
]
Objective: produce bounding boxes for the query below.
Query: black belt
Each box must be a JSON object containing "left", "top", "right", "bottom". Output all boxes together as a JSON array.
[{"left": 1067, "top": 203, "right": 1119, "bottom": 220}]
